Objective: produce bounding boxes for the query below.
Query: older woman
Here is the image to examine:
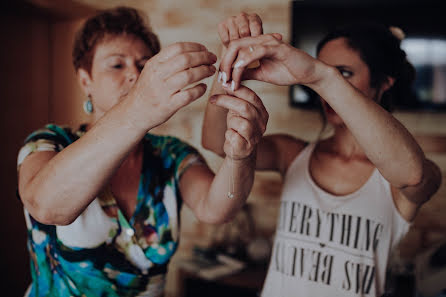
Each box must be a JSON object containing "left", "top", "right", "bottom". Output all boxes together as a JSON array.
[
  {"left": 203, "top": 13, "right": 442, "bottom": 297},
  {"left": 17, "top": 7, "right": 267, "bottom": 297}
]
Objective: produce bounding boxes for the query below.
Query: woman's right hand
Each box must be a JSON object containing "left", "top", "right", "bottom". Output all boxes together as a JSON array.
[
  {"left": 218, "top": 34, "right": 323, "bottom": 90},
  {"left": 129, "top": 42, "right": 217, "bottom": 129}
]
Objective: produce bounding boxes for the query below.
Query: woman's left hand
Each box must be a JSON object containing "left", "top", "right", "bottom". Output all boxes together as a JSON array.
[
  {"left": 218, "top": 12, "right": 264, "bottom": 48},
  {"left": 219, "top": 34, "right": 321, "bottom": 90},
  {"left": 209, "top": 85, "right": 268, "bottom": 160}
]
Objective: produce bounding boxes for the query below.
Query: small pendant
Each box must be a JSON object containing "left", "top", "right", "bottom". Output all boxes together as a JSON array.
[{"left": 227, "top": 192, "right": 234, "bottom": 199}]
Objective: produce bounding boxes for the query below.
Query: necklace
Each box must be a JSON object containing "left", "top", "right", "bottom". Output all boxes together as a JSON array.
[{"left": 227, "top": 141, "right": 235, "bottom": 199}]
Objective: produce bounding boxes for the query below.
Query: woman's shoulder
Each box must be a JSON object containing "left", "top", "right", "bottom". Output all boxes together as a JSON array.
[
  {"left": 266, "top": 133, "right": 309, "bottom": 173},
  {"left": 24, "top": 123, "right": 82, "bottom": 146},
  {"left": 144, "top": 133, "right": 183, "bottom": 143},
  {"left": 17, "top": 124, "right": 81, "bottom": 169},
  {"left": 143, "top": 134, "right": 203, "bottom": 179},
  {"left": 268, "top": 133, "right": 308, "bottom": 154},
  {"left": 144, "top": 133, "right": 200, "bottom": 157},
  {"left": 144, "top": 133, "right": 192, "bottom": 148}
]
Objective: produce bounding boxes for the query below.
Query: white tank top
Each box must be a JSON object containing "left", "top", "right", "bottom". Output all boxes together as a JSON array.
[{"left": 261, "top": 143, "right": 409, "bottom": 297}]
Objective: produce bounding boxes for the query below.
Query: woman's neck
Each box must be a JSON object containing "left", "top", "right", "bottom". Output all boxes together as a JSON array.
[
  {"left": 323, "top": 124, "right": 368, "bottom": 161},
  {"left": 123, "top": 140, "right": 144, "bottom": 168}
]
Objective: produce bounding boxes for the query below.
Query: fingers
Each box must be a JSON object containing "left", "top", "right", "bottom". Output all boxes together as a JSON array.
[
  {"left": 171, "top": 83, "right": 208, "bottom": 109},
  {"left": 239, "top": 67, "right": 263, "bottom": 82},
  {"left": 226, "top": 17, "right": 240, "bottom": 43},
  {"left": 221, "top": 85, "right": 268, "bottom": 129},
  {"left": 156, "top": 42, "right": 208, "bottom": 63},
  {"left": 209, "top": 85, "right": 268, "bottom": 135},
  {"left": 236, "top": 13, "right": 251, "bottom": 38},
  {"left": 230, "top": 44, "right": 270, "bottom": 89},
  {"left": 272, "top": 33, "right": 283, "bottom": 40},
  {"left": 219, "top": 34, "right": 281, "bottom": 87},
  {"left": 210, "top": 84, "right": 268, "bottom": 160},
  {"left": 248, "top": 14, "right": 263, "bottom": 36},
  {"left": 224, "top": 129, "right": 246, "bottom": 151},
  {"left": 218, "top": 12, "right": 263, "bottom": 47},
  {"left": 227, "top": 114, "right": 259, "bottom": 145},
  {"left": 154, "top": 42, "right": 217, "bottom": 93},
  {"left": 218, "top": 23, "right": 230, "bottom": 47},
  {"left": 166, "top": 64, "right": 216, "bottom": 92},
  {"left": 224, "top": 129, "right": 252, "bottom": 160},
  {"left": 162, "top": 51, "right": 217, "bottom": 79},
  {"left": 210, "top": 94, "right": 258, "bottom": 121}
]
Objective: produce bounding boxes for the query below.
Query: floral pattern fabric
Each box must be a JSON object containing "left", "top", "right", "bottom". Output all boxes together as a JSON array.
[{"left": 17, "top": 124, "right": 203, "bottom": 297}]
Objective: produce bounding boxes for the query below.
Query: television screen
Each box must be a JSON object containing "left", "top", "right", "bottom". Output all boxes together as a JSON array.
[
  {"left": 289, "top": 0, "right": 446, "bottom": 111},
  {"left": 402, "top": 38, "right": 446, "bottom": 109}
]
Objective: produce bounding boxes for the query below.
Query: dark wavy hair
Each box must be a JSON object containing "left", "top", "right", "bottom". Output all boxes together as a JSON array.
[
  {"left": 72, "top": 6, "right": 160, "bottom": 74},
  {"left": 316, "top": 22, "right": 416, "bottom": 112}
]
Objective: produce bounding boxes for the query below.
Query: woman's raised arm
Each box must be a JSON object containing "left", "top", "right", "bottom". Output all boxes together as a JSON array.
[{"left": 18, "top": 42, "right": 216, "bottom": 225}]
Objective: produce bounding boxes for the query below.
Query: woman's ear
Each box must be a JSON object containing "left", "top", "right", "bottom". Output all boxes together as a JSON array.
[
  {"left": 382, "top": 76, "right": 396, "bottom": 93},
  {"left": 77, "top": 68, "right": 92, "bottom": 96},
  {"left": 376, "top": 76, "right": 396, "bottom": 102}
]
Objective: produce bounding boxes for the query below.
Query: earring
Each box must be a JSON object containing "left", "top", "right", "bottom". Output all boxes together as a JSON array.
[{"left": 83, "top": 95, "right": 93, "bottom": 114}]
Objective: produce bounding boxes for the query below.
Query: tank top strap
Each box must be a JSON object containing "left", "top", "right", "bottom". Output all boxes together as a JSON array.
[{"left": 284, "top": 142, "right": 316, "bottom": 179}]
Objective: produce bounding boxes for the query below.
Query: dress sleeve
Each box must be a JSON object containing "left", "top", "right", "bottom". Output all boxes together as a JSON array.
[
  {"left": 17, "top": 124, "right": 72, "bottom": 169},
  {"left": 166, "top": 136, "right": 207, "bottom": 182}
]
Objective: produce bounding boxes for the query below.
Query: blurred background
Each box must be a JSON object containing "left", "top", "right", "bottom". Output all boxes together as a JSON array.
[{"left": 0, "top": 0, "right": 445, "bottom": 296}]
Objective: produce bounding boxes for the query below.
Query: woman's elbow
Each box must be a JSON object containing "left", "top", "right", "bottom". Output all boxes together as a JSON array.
[
  {"left": 398, "top": 153, "right": 427, "bottom": 188},
  {"left": 405, "top": 167, "right": 424, "bottom": 188},
  {"left": 31, "top": 207, "right": 76, "bottom": 226},
  {"left": 399, "top": 159, "right": 442, "bottom": 206},
  {"left": 425, "top": 159, "right": 443, "bottom": 192},
  {"left": 406, "top": 158, "right": 440, "bottom": 188},
  {"left": 32, "top": 210, "right": 73, "bottom": 226},
  {"left": 22, "top": 191, "right": 76, "bottom": 226}
]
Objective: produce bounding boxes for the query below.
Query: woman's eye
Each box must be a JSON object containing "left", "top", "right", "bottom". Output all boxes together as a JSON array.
[
  {"left": 112, "top": 64, "right": 123, "bottom": 69},
  {"left": 340, "top": 70, "right": 352, "bottom": 78}
]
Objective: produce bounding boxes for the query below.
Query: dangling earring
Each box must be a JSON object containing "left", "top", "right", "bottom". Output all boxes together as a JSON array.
[{"left": 83, "top": 95, "right": 93, "bottom": 114}]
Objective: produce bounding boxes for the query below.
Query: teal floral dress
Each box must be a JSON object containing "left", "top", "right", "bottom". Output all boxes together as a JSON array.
[{"left": 17, "top": 124, "right": 204, "bottom": 297}]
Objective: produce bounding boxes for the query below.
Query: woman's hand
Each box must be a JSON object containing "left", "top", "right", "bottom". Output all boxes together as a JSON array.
[
  {"left": 218, "top": 12, "right": 263, "bottom": 48},
  {"left": 209, "top": 85, "right": 268, "bottom": 160},
  {"left": 219, "top": 34, "right": 324, "bottom": 90},
  {"left": 201, "top": 12, "right": 272, "bottom": 157},
  {"left": 129, "top": 42, "right": 217, "bottom": 129}
]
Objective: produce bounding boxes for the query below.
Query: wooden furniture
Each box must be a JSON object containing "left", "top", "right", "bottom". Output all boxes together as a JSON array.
[{"left": 177, "top": 263, "right": 268, "bottom": 297}]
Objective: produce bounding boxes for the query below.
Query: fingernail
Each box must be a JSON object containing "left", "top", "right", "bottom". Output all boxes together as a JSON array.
[
  {"left": 217, "top": 72, "right": 222, "bottom": 83},
  {"left": 222, "top": 82, "right": 230, "bottom": 88},
  {"left": 234, "top": 60, "right": 245, "bottom": 68},
  {"left": 231, "top": 80, "right": 235, "bottom": 92},
  {"left": 222, "top": 72, "right": 228, "bottom": 83}
]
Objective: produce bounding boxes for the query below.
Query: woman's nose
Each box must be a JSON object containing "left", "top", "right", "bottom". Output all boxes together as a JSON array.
[{"left": 127, "top": 65, "right": 140, "bottom": 82}]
